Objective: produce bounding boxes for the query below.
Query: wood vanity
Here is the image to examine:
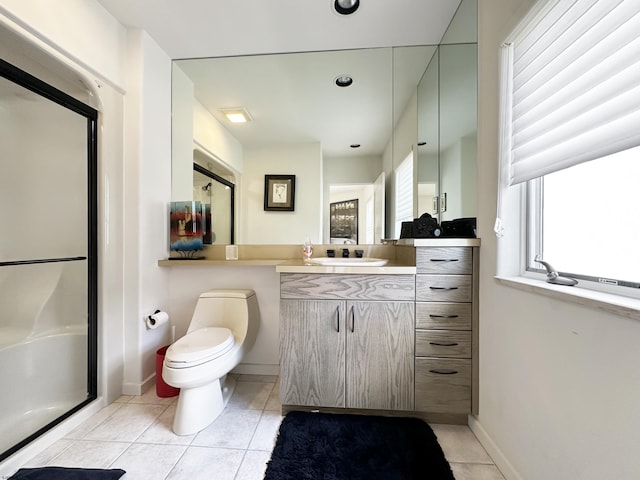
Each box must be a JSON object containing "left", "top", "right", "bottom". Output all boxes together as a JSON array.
[{"left": 276, "top": 239, "right": 480, "bottom": 424}]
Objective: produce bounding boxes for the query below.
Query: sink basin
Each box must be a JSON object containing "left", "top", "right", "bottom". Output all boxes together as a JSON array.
[{"left": 307, "top": 257, "right": 389, "bottom": 267}]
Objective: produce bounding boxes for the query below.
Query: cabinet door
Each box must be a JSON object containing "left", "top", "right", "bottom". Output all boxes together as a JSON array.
[
  {"left": 280, "top": 299, "right": 345, "bottom": 408},
  {"left": 346, "top": 301, "right": 414, "bottom": 411}
]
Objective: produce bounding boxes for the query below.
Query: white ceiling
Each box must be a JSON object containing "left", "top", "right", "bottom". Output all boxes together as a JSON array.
[
  {"left": 95, "top": 0, "right": 463, "bottom": 59},
  {"left": 95, "top": 0, "right": 465, "bottom": 159}
]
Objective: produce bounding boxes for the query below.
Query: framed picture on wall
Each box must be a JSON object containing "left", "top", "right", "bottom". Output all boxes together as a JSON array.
[
  {"left": 264, "top": 175, "right": 296, "bottom": 211},
  {"left": 329, "top": 199, "right": 358, "bottom": 243}
]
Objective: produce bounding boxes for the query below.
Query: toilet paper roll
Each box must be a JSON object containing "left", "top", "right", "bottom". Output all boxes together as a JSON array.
[{"left": 146, "top": 310, "right": 169, "bottom": 329}]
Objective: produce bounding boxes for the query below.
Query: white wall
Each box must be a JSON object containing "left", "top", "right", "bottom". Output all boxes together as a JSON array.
[
  {"left": 240, "top": 143, "right": 322, "bottom": 245},
  {"left": 476, "top": 1, "right": 640, "bottom": 479},
  {"left": 122, "top": 29, "right": 173, "bottom": 394}
]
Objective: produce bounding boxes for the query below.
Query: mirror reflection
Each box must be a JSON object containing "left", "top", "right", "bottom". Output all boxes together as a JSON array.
[{"left": 172, "top": 0, "right": 477, "bottom": 245}]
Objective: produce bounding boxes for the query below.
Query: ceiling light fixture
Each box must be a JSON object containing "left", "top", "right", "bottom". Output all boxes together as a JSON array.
[
  {"left": 220, "top": 108, "right": 252, "bottom": 123},
  {"left": 334, "top": 0, "right": 360, "bottom": 15},
  {"left": 335, "top": 75, "right": 353, "bottom": 87}
]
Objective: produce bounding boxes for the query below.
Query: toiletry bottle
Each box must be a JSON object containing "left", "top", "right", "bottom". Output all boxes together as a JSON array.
[{"left": 303, "top": 237, "right": 313, "bottom": 262}]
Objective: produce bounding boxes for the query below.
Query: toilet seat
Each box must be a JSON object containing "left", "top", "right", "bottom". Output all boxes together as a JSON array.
[{"left": 165, "top": 327, "right": 235, "bottom": 368}]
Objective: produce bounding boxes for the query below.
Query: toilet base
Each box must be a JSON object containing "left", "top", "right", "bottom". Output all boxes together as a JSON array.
[{"left": 172, "top": 375, "right": 236, "bottom": 435}]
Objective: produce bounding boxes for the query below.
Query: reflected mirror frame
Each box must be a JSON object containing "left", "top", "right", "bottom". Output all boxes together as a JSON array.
[{"left": 194, "top": 163, "right": 235, "bottom": 245}]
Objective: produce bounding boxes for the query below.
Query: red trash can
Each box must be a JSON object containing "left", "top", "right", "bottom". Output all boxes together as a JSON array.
[{"left": 156, "top": 345, "right": 180, "bottom": 398}]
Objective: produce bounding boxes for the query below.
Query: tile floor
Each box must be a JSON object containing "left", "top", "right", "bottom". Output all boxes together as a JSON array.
[{"left": 20, "top": 375, "right": 505, "bottom": 480}]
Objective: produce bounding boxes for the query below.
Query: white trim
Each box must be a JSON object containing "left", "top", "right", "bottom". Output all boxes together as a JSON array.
[
  {"left": 495, "top": 275, "right": 640, "bottom": 321},
  {"left": 468, "top": 416, "right": 525, "bottom": 480}
]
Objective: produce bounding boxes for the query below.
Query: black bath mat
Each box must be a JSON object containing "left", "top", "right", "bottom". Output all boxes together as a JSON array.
[
  {"left": 8, "top": 467, "right": 126, "bottom": 479},
  {"left": 264, "top": 411, "right": 454, "bottom": 480}
]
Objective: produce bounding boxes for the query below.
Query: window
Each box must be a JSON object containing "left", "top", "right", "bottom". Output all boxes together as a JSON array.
[
  {"left": 395, "top": 151, "right": 414, "bottom": 238},
  {"left": 498, "top": 0, "right": 640, "bottom": 297},
  {"left": 526, "top": 145, "right": 640, "bottom": 290}
]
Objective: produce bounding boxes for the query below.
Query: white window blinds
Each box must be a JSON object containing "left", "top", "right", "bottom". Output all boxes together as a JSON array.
[
  {"left": 506, "top": 0, "right": 640, "bottom": 185},
  {"left": 395, "top": 151, "right": 414, "bottom": 238}
]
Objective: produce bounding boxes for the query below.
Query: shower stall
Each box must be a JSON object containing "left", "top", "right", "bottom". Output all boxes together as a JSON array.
[{"left": 0, "top": 59, "right": 97, "bottom": 461}]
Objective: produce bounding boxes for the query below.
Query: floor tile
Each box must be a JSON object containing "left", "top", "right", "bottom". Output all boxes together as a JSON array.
[
  {"left": 191, "top": 408, "right": 262, "bottom": 449},
  {"left": 431, "top": 424, "right": 494, "bottom": 464},
  {"left": 110, "top": 443, "right": 187, "bottom": 479},
  {"left": 450, "top": 462, "right": 506, "bottom": 480},
  {"left": 165, "top": 446, "right": 244, "bottom": 480},
  {"left": 136, "top": 405, "right": 195, "bottom": 446},
  {"left": 235, "top": 450, "right": 271, "bottom": 480},
  {"left": 45, "top": 439, "right": 130, "bottom": 469},
  {"left": 10, "top": 375, "right": 507, "bottom": 480},
  {"left": 248, "top": 411, "right": 283, "bottom": 451},
  {"left": 65, "top": 402, "right": 124, "bottom": 440},
  {"left": 237, "top": 374, "right": 279, "bottom": 383},
  {"left": 22, "top": 439, "right": 75, "bottom": 468},
  {"left": 83, "top": 404, "right": 167, "bottom": 442},
  {"left": 227, "top": 381, "right": 274, "bottom": 411}
]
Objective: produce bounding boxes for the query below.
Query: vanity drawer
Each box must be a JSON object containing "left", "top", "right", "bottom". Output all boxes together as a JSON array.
[
  {"left": 415, "top": 330, "right": 471, "bottom": 357},
  {"left": 416, "top": 275, "right": 471, "bottom": 302},
  {"left": 416, "top": 303, "right": 471, "bottom": 330},
  {"left": 415, "top": 358, "right": 471, "bottom": 414},
  {"left": 280, "top": 273, "right": 415, "bottom": 301},
  {"left": 416, "top": 247, "right": 472, "bottom": 274}
]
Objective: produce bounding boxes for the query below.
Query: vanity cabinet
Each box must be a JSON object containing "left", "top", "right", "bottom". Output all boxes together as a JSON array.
[
  {"left": 279, "top": 274, "right": 415, "bottom": 411},
  {"left": 414, "top": 246, "right": 478, "bottom": 415}
]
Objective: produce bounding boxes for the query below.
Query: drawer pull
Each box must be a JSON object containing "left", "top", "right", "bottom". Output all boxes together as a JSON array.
[
  {"left": 430, "top": 259, "right": 459, "bottom": 262},
  {"left": 429, "top": 286, "right": 459, "bottom": 291},
  {"left": 429, "top": 342, "right": 459, "bottom": 347},
  {"left": 429, "top": 314, "right": 459, "bottom": 318},
  {"left": 429, "top": 369, "right": 459, "bottom": 375},
  {"left": 336, "top": 306, "right": 340, "bottom": 333}
]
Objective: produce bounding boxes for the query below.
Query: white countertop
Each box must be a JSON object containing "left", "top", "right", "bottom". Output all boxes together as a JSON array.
[{"left": 275, "top": 260, "right": 416, "bottom": 275}]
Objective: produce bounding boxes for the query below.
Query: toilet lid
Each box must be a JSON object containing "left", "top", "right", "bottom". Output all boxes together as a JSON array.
[{"left": 166, "top": 327, "right": 235, "bottom": 366}]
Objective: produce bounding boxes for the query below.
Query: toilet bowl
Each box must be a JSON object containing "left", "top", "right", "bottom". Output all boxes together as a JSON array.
[{"left": 162, "top": 289, "right": 259, "bottom": 435}]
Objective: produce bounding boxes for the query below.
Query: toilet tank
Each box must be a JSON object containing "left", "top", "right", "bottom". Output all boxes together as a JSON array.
[{"left": 187, "top": 289, "right": 257, "bottom": 342}]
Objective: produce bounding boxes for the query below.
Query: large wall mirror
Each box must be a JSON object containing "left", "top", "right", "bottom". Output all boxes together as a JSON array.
[{"left": 172, "top": 0, "right": 477, "bottom": 246}]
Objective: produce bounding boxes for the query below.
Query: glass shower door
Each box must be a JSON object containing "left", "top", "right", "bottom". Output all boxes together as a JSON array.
[{"left": 0, "top": 59, "right": 97, "bottom": 461}]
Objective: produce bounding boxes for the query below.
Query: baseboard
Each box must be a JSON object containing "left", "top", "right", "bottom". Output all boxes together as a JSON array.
[
  {"left": 122, "top": 373, "right": 155, "bottom": 396},
  {"left": 232, "top": 363, "right": 280, "bottom": 376},
  {"left": 468, "top": 416, "right": 524, "bottom": 480}
]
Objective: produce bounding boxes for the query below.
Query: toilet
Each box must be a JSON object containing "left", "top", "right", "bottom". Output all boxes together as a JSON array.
[{"left": 162, "top": 289, "right": 259, "bottom": 435}]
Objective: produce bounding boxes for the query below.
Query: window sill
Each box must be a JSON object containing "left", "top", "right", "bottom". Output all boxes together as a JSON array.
[{"left": 495, "top": 275, "right": 640, "bottom": 322}]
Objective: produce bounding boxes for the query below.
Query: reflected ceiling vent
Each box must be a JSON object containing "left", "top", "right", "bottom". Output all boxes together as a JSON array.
[
  {"left": 220, "top": 107, "right": 252, "bottom": 123},
  {"left": 334, "top": 0, "right": 360, "bottom": 15}
]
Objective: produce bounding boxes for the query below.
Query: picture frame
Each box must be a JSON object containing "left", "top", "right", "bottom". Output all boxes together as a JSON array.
[
  {"left": 329, "top": 199, "right": 358, "bottom": 244},
  {"left": 264, "top": 174, "right": 296, "bottom": 211}
]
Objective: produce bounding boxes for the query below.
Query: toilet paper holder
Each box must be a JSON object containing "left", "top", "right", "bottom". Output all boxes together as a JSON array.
[{"left": 146, "top": 309, "right": 169, "bottom": 329}]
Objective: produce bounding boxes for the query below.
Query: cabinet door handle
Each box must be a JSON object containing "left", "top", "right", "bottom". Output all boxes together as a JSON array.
[
  {"left": 429, "top": 286, "right": 459, "bottom": 291},
  {"left": 429, "top": 342, "right": 459, "bottom": 347},
  {"left": 430, "top": 258, "right": 459, "bottom": 262},
  {"left": 350, "top": 306, "right": 355, "bottom": 333},
  {"left": 429, "top": 314, "right": 459, "bottom": 318},
  {"left": 429, "top": 369, "right": 459, "bottom": 375},
  {"left": 336, "top": 306, "right": 340, "bottom": 333}
]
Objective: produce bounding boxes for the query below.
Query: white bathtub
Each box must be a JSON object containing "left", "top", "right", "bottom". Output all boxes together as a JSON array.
[{"left": 0, "top": 330, "right": 89, "bottom": 457}]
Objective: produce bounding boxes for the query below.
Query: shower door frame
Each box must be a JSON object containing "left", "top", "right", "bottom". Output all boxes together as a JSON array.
[{"left": 0, "top": 58, "right": 98, "bottom": 461}]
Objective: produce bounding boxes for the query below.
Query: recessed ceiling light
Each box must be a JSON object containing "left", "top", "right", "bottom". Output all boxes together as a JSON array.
[
  {"left": 220, "top": 108, "right": 252, "bottom": 123},
  {"left": 335, "top": 75, "right": 353, "bottom": 87},
  {"left": 334, "top": 0, "right": 360, "bottom": 15}
]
